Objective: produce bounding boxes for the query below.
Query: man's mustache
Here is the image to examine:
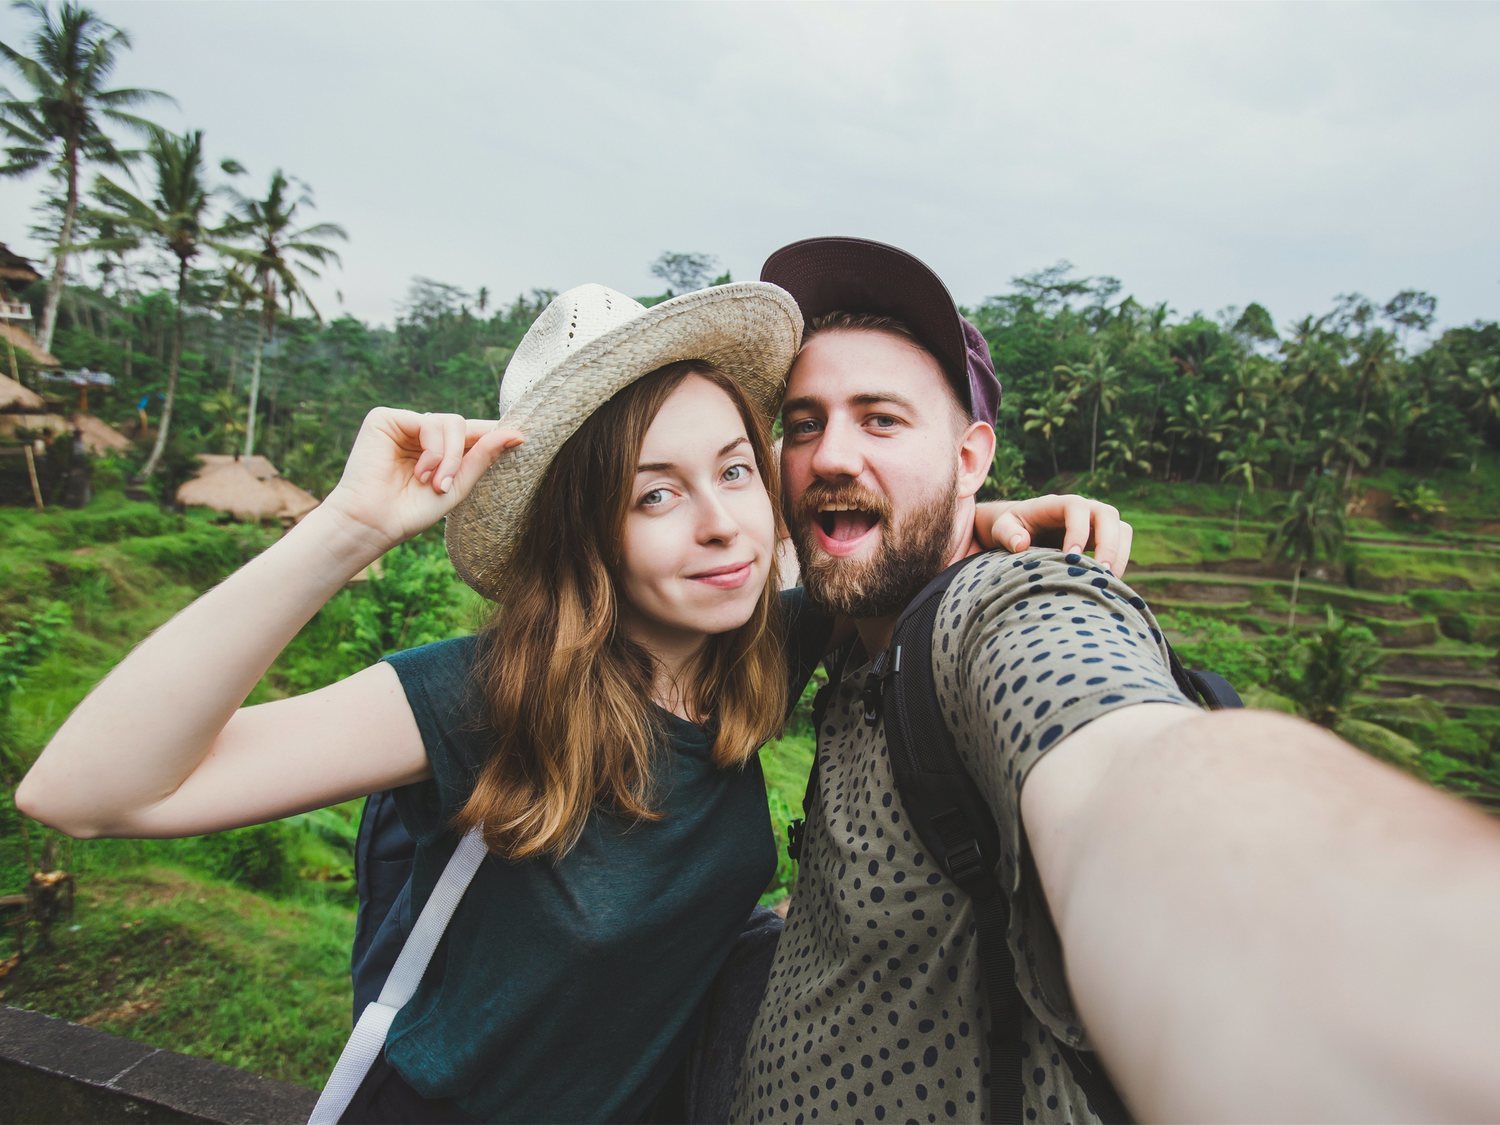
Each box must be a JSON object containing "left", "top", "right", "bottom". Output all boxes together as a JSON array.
[{"left": 791, "top": 480, "right": 893, "bottom": 530}]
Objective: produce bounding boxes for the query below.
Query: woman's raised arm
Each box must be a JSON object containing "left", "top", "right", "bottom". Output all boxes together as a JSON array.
[{"left": 16, "top": 409, "right": 520, "bottom": 840}]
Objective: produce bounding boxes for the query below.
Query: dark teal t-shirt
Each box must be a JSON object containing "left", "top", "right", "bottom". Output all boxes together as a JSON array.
[{"left": 380, "top": 588, "right": 829, "bottom": 1123}]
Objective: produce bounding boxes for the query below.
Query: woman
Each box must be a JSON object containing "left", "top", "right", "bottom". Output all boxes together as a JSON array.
[{"left": 17, "top": 282, "right": 1125, "bottom": 1122}]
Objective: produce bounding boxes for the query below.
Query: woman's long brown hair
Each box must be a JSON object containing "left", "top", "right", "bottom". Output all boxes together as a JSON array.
[{"left": 454, "top": 362, "right": 787, "bottom": 860}]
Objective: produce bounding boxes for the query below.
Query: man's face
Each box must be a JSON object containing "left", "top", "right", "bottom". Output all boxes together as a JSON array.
[{"left": 779, "top": 329, "right": 978, "bottom": 619}]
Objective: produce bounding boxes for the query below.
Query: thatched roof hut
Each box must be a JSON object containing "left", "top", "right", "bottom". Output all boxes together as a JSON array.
[
  {"left": 176, "top": 453, "right": 320, "bottom": 523},
  {"left": 0, "top": 322, "right": 60, "bottom": 369},
  {"left": 0, "top": 243, "right": 40, "bottom": 285},
  {"left": 0, "top": 371, "right": 45, "bottom": 411},
  {"left": 0, "top": 412, "right": 131, "bottom": 454}
]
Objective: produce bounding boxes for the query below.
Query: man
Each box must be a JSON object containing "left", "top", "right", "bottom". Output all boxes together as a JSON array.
[{"left": 729, "top": 237, "right": 1500, "bottom": 1122}]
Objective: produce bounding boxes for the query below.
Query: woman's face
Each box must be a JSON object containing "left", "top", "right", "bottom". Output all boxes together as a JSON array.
[{"left": 617, "top": 374, "right": 776, "bottom": 661}]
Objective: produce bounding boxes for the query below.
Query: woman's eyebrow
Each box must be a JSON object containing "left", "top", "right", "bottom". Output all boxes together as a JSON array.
[{"left": 637, "top": 436, "right": 749, "bottom": 474}]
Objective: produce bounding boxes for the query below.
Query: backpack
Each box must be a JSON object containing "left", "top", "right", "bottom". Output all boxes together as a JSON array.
[
  {"left": 786, "top": 551, "right": 1243, "bottom": 1124},
  {"left": 350, "top": 789, "right": 416, "bottom": 1022}
]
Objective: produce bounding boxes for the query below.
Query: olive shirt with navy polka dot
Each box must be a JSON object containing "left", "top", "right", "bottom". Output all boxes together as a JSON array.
[{"left": 732, "top": 549, "right": 1196, "bottom": 1124}]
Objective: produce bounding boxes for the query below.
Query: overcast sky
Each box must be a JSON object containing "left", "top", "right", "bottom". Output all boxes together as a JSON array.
[{"left": 1, "top": 1, "right": 1495, "bottom": 334}]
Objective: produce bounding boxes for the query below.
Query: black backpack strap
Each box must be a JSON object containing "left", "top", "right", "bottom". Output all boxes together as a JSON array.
[
  {"left": 1164, "top": 643, "right": 1245, "bottom": 711},
  {"left": 787, "top": 642, "right": 856, "bottom": 863},
  {"left": 876, "top": 553, "right": 1024, "bottom": 1124}
]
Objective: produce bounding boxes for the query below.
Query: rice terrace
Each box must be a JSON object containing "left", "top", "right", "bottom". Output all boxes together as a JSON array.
[{"left": 0, "top": 0, "right": 1496, "bottom": 1109}]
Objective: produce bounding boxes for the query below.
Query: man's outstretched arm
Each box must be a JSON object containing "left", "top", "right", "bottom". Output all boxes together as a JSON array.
[{"left": 1023, "top": 704, "right": 1500, "bottom": 1122}]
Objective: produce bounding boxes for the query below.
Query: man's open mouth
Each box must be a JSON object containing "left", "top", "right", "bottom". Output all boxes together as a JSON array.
[
  {"left": 816, "top": 504, "right": 880, "bottom": 542},
  {"left": 810, "top": 503, "right": 882, "bottom": 557}
]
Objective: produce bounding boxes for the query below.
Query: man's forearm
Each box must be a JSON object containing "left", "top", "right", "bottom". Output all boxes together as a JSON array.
[{"left": 1026, "top": 707, "right": 1500, "bottom": 1122}]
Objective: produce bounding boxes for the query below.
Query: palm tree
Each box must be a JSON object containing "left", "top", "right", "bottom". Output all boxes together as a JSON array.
[
  {"left": 1218, "top": 427, "right": 1273, "bottom": 545},
  {"left": 1165, "top": 390, "right": 1236, "bottom": 482},
  {"left": 1021, "top": 383, "right": 1077, "bottom": 478},
  {"left": 1096, "top": 413, "right": 1162, "bottom": 481},
  {"left": 221, "top": 170, "right": 346, "bottom": 457},
  {"left": 0, "top": 1, "right": 169, "bottom": 352},
  {"left": 90, "top": 126, "right": 218, "bottom": 480},
  {"left": 1461, "top": 356, "right": 1500, "bottom": 472},
  {"left": 1053, "top": 348, "right": 1122, "bottom": 474},
  {"left": 1265, "top": 472, "right": 1346, "bottom": 631}
]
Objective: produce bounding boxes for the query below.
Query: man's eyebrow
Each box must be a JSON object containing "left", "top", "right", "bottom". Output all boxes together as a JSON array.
[
  {"left": 781, "top": 392, "right": 919, "bottom": 416},
  {"left": 852, "top": 391, "right": 919, "bottom": 412},
  {"left": 781, "top": 395, "right": 820, "bottom": 417},
  {"left": 636, "top": 435, "right": 749, "bottom": 474}
]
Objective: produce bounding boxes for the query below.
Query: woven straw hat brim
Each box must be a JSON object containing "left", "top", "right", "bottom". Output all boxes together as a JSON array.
[{"left": 445, "top": 282, "right": 802, "bottom": 601}]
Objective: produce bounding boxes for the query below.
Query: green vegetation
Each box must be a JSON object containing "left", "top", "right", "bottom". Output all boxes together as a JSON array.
[
  {"left": 0, "top": 0, "right": 1494, "bottom": 1095},
  {"left": 0, "top": 866, "right": 351, "bottom": 1087}
]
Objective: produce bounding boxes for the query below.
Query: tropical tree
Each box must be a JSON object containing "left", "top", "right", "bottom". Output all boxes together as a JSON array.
[
  {"left": 1096, "top": 412, "right": 1161, "bottom": 481},
  {"left": 1277, "top": 608, "right": 1383, "bottom": 728},
  {"left": 0, "top": 0, "right": 170, "bottom": 352},
  {"left": 1054, "top": 348, "right": 1123, "bottom": 474},
  {"left": 1021, "top": 382, "right": 1077, "bottom": 478},
  {"left": 1460, "top": 356, "right": 1500, "bottom": 470},
  {"left": 1218, "top": 428, "right": 1273, "bottom": 544},
  {"left": 1265, "top": 472, "right": 1347, "bottom": 630},
  {"left": 1164, "top": 390, "right": 1235, "bottom": 482},
  {"left": 89, "top": 126, "right": 221, "bottom": 479},
  {"left": 649, "top": 250, "right": 718, "bottom": 295},
  {"left": 220, "top": 169, "right": 345, "bottom": 457}
]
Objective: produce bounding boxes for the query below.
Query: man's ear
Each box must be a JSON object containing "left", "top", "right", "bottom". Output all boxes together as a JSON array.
[{"left": 956, "top": 421, "right": 996, "bottom": 501}]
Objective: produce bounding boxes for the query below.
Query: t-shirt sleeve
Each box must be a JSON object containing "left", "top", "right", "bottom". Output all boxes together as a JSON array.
[
  {"left": 933, "top": 548, "right": 1196, "bottom": 1046},
  {"left": 381, "top": 635, "right": 490, "bottom": 847}
]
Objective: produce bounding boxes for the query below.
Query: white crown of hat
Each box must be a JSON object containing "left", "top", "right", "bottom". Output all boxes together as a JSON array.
[{"left": 499, "top": 284, "right": 645, "bottom": 415}]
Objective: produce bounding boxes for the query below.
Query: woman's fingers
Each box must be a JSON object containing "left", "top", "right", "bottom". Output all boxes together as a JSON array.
[
  {"left": 411, "top": 413, "right": 475, "bottom": 493},
  {"left": 449, "top": 426, "right": 524, "bottom": 501}
]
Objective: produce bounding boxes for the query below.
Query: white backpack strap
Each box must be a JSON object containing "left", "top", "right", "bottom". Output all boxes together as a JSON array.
[{"left": 308, "top": 824, "right": 489, "bottom": 1124}]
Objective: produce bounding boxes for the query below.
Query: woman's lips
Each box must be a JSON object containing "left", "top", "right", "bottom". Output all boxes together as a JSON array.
[{"left": 690, "top": 562, "right": 753, "bottom": 589}]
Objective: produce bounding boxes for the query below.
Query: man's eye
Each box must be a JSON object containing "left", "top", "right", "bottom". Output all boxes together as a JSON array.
[
  {"left": 787, "top": 418, "right": 820, "bottom": 435},
  {"left": 869, "top": 415, "right": 899, "bottom": 429}
]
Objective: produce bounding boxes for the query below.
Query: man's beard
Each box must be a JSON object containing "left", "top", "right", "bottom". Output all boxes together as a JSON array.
[{"left": 790, "top": 471, "right": 959, "bottom": 619}]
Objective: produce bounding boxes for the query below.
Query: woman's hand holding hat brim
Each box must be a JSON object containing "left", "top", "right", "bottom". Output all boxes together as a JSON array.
[{"left": 322, "top": 407, "right": 524, "bottom": 557}]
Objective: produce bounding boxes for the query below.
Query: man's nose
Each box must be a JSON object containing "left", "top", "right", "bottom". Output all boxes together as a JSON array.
[{"left": 808, "top": 419, "right": 862, "bottom": 480}]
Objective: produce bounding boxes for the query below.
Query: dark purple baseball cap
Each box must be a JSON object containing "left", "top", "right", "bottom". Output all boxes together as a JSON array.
[{"left": 760, "top": 236, "right": 1001, "bottom": 427}]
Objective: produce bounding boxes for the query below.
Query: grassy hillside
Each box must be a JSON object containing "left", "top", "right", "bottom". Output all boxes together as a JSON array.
[{"left": 0, "top": 460, "right": 1495, "bottom": 1087}]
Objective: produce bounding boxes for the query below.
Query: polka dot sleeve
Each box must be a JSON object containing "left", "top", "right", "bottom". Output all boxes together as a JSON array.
[{"left": 933, "top": 547, "right": 1195, "bottom": 1045}]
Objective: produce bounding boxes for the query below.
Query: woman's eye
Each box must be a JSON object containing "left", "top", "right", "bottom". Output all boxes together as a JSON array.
[
  {"left": 722, "top": 463, "right": 751, "bottom": 483},
  {"left": 640, "top": 488, "right": 667, "bottom": 508}
]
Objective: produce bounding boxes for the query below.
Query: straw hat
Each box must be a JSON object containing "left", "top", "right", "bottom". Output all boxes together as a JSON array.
[{"left": 445, "top": 282, "right": 803, "bottom": 600}]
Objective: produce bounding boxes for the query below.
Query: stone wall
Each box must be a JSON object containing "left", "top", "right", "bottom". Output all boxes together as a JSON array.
[{"left": 0, "top": 1004, "right": 318, "bottom": 1124}]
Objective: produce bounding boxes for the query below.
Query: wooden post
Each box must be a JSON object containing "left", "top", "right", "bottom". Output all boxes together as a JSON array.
[{"left": 23, "top": 444, "right": 44, "bottom": 511}]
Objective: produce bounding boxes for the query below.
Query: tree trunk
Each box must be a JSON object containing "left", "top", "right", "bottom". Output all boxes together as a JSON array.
[
  {"left": 37, "top": 134, "right": 79, "bottom": 355},
  {"left": 139, "top": 259, "right": 188, "bottom": 481},
  {"left": 243, "top": 306, "right": 268, "bottom": 457},
  {"left": 1287, "top": 565, "right": 1301, "bottom": 631},
  {"left": 1090, "top": 394, "right": 1100, "bottom": 475}
]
